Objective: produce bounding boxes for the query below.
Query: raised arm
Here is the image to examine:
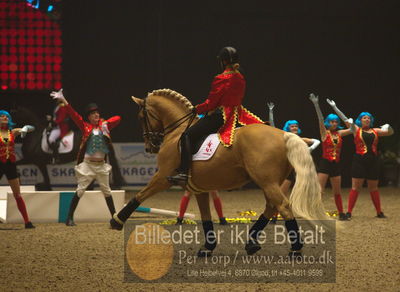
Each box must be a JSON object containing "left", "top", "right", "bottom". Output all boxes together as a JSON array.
[
  {"left": 326, "top": 98, "right": 357, "bottom": 134},
  {"left": 267, "top": 101, "right": 275, "bottom": 127},
  {"left": 50, "top": 89, "right": 85, "bottom": 131},
  {"left": 309, "top": 93, "right": 327, "bottom": 140}
]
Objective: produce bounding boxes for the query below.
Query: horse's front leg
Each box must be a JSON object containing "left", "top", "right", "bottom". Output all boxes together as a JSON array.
[
  {"left": 195, "top": 192, "right": 217, "bottom": 257},
  {"left": 110, "top": 172, "right": 171, "bottom": 230}
]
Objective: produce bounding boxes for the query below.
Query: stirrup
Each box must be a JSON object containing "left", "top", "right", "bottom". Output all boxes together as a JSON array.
[{"left": 167, "top": 173, "right": 189, "bottom": 185}]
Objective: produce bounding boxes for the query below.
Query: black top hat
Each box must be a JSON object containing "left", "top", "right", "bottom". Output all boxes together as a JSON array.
[{"left": 85, "top": 103, "right": 99, "bottom": 116}]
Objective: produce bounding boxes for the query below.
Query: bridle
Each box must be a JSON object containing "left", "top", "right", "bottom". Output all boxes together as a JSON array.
[{"left": 140, "top": 99, "right": 196, "bottom": 151}]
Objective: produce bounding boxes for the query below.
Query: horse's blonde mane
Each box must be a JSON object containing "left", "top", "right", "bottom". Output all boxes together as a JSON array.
[{"left": 147, "top": 88, "right": 193, "bottom": 110}]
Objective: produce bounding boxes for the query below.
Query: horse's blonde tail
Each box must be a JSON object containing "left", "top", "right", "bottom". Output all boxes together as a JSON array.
[{"left": 284, "top": 132, "right": 329, "bottom": 221}]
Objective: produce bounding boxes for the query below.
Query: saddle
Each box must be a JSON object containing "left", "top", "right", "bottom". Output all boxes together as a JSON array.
[{"left": 191, "top": 133, "right": 220, "bottom": 161}]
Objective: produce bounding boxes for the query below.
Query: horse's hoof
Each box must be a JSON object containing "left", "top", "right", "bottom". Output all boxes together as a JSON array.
[
  {"left": 245, "top": 240, "right": 261, "bottom": 255},
  {"left": 110, "top": 218, "right": 123, "bottom": 230},
  {"left": 197, "top": 248, "right": 213, "bottom": 258}
]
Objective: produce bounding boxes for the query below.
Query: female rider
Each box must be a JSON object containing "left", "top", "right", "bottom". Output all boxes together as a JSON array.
[{"left": 167, "top": 46, "right": 263, "bottom": 185}]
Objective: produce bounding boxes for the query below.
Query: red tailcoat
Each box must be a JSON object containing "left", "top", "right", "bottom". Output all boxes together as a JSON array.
[
  {"left": 54, "top": 104, "right": 70, "bottom": 138},
  {"left": 65, "top": 104, "right": 121, "bottom": 163},
  {"left": 195, "top": 69, "right": 263, "bottom": 146}
]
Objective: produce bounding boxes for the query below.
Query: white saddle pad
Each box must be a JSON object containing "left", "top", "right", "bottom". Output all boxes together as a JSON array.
[
  {"left": 41, "top": 130, "right": 74, "bottom": 154},
  {"left": 192, "top": 133, "right": 220, "bottom": 161}
]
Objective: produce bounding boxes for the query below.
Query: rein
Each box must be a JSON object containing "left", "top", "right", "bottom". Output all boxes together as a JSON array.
[{"left": 141, "top": 99, "right": 196, "bottom": 150}]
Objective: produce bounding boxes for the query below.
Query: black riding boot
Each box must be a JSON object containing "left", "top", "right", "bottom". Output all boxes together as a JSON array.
[
  {"left": 105, "top": 195, "right": 116, "bottom": 216},
  {"left": 50, "top": 139, "right": 60, "bottom": 164},
  {"left": 167, "top": 133, "right": 192, "bottom": 184},
  {"left": 66, "top": 193, "right": 80, "bottom": 226}
]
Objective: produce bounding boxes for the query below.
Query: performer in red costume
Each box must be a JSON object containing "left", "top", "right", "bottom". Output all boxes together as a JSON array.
[
  {"left": 176, "top": 190, "right": 227, "bottom": 225},
  {"left": 50, "top": 89, "right": 121, "bottom": 226},
  {"left": 0, "top": 110, "right": 35, "bottom": 228},
  {"left": 48, "top": 97, "right": 70, "bottom": 163},
  {"left": 309, "top": 94, "right": 352, "bottom": 220},
  {"left": 168, "top": 47, "right": 263, "bottom": 184},
  {"left": 327, "top": 99, "right": 394, "bottom": 219}
]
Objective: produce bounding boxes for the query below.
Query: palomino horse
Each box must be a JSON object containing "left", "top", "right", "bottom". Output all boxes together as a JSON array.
[{"left": 111, "top": 89, "right": 327, "bottom": 256}]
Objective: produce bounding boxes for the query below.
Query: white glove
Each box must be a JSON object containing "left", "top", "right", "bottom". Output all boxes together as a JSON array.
[
  {"left": 101, "top": 122, "right": 109, "bottom": 135},
  {"left": 50, "top": 89, "right": 67, "bottom": 104},
  {"left": 309, "top": 93, "right": 319, "bottom": 104},
  {"left": 267, "top": 102, "right": 275, "bottom": 110},
  {"left": 346, "top": 118, "right": 353, "bottom": 124},
  {"left": 326, "top": 98, "right": 336, "bottom": 107},
  {"left": 20, "top": 125, "right": 35, "bottom": 138},
  {"left": 309, "top": 139, "right": 321, "bottom": 152},
  {"left": 380, "top": 124, "right": 389, "bottom": 131}
]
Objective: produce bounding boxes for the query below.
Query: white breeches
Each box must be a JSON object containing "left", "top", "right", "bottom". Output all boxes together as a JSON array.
[{"left": 75, "top": 160, "right": 112, "bottom": 197}]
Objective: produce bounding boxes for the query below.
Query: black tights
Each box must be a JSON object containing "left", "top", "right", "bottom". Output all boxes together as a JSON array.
[{"left": 178, "top": 112, "right": 224, "bottom": 174}]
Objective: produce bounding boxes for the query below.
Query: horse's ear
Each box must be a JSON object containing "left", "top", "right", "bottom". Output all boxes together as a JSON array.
[{"left": 131, "top": 96, "right": 144, "bottom": 107}]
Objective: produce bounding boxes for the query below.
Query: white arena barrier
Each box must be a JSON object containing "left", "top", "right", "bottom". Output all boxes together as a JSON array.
[{"left": 2, "top": 190, "right": 125, "bottom": 224}]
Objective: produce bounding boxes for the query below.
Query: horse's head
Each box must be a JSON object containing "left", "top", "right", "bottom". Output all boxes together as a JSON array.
[
  {"left": 132, "top": 96, "right": 164, "bottom": 154},
  {"left": 131, "top": 89, "right": 195, "bottom": 154}
]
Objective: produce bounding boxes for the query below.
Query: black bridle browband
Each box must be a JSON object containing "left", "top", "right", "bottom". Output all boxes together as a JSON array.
[{"left": 141, "top": 99, "right": 196, "bottom": 150}]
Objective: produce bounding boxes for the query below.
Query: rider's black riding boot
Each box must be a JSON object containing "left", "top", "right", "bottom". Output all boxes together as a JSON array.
[
  {"left": 66, "top": 193, "right": 80, "bottom": 226},
  {"left": 105, "top": 195, "right": 116, "bottom": 216},
  {"left": 50, "top": 139, "right": 60, "bottom": 164},
  {"left": 167, "top": 133, "right": 192, "bottom": 184}
]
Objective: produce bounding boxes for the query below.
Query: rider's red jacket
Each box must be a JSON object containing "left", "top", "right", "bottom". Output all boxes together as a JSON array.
[{"left": 195, "top": 69, "right": 263, "bottom": 147}]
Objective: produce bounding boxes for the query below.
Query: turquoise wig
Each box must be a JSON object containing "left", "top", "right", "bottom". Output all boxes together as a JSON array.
[
  {"left": 324, "top": 114, "right": 343, "bottom": 129},
  {"left": 283, "top": 120, "right": 301, "bottom": 134},
  {"left": 355, "top": 112, "right": 374, "bottom": 127},
  {"left": 0, "top": 110, "right": 16, "bottom": 129}
]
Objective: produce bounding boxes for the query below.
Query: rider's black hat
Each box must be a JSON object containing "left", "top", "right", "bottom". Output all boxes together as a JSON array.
[{"left": 217, "top": 46, "right": 239, "bottom": 71}]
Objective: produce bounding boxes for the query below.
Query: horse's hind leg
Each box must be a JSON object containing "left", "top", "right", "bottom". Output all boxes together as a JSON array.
[
  {"left": 246, "top": 184, "right": 303, "bottom": 255},
  {"left": 245, "top": 196, "right": 278, "bottom": 255},
  {"left": 263, "top": 184, "right": 303, "bottom": 255},
  {"left": 195, "top": 193, "right": 216, "bottom": 257}
]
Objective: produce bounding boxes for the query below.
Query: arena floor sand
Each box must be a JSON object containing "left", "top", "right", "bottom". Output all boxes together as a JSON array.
[{"left": 1, "top": 187, "right": 399, "bottom": 291}]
